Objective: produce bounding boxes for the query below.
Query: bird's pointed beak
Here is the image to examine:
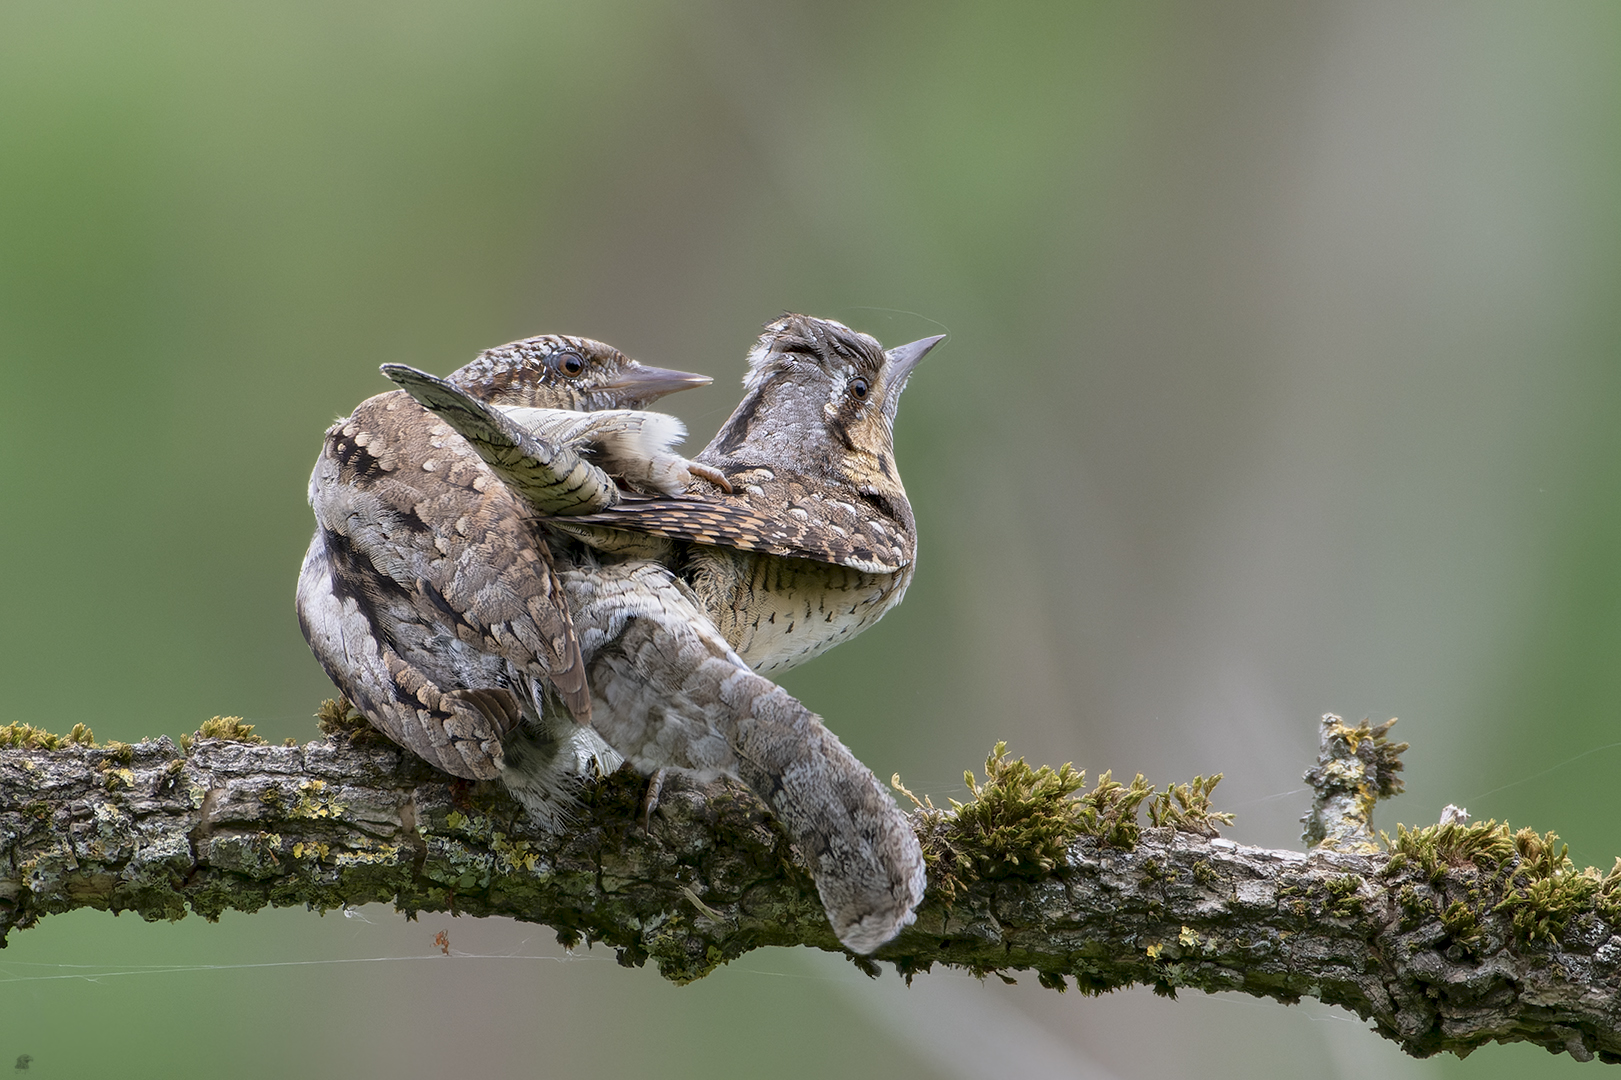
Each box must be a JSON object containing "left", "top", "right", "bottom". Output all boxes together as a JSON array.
[
  {"left": 885, "top": 334, "right": 946, "bottom": 381},
  {"left": 601, "top": 362, "right": 713, "bottom": 403}
]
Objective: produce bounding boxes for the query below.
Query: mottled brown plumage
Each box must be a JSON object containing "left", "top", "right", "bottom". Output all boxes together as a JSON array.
[
  {"left": 553, "top": 315, "right": 942, "bottom": 673},
  {"left": 295, "top": 325, "right": 929, "bottom": 951},
  {"left": 397, "top": 318, "right": 940, "bottom": 674},
  {"left": 445, "top": 334, "right": 710, "bottom": 412},
  {"left": 296, "top": 335, "right": 709, "bottom": 803}
]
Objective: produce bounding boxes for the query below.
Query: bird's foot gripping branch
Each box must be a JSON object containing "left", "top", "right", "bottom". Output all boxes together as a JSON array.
[{"left": 4, "top": 710, "right": 1621, "bottom": 1062}]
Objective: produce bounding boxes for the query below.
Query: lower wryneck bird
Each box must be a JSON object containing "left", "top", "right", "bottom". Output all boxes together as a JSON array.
[{"left": 296, "top": 335, "right": 710, "bottom": 796}]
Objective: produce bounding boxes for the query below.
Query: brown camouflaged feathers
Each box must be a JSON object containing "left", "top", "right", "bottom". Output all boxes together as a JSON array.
[
  {"left": 559, "top": 316, "right": 941, "bottom": 673},
  {"left": 381, "top": 361, "right": 721, "bottom": 515},
  {"left": 564, "top": 316, "right": 939, "bottom": 572},
  {"left": 417, "top": 316, "right": 942, "bottom": 674},
  {"left": 295, "top": 322, "right": 932, "bottom": 952},
  {"left": 296, "top": 335, "right": 709, "bottom": 810}
]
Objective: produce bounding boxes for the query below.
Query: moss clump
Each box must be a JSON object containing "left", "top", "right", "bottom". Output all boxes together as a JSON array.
[
  {"left": 315, "top": 698, "right": 391, "bottom": 746},
  {"left": 1492, "top": 830, "right": 1598, "bottom": 944},
  {"left": 1597, "top": 859, "right": 1621, "bottom": 924},
  {"left": 897, "top": 744, "right": 1236, "bottom": 903},
  {"left": 1395, "top": 883, "right": 1431, "bottom": 928},
  {"left": 1077, "top": 770, "right": 1158, "bottom": 850},
  {"left": 1496, "top": 871, "right": 1598, "bottom": 944},
  {"left": 1438, "top": 900, "right": 1485, "bottom": 952},
  {"left": 0, "top": 722, "right": 95, "bottom": 749},
  {"left": 928, "top": 743, "right": 1091, "bottom": 878},
  {"left": 199, "top": 715, "right": 264, "bottom": 742},
  {"left": 1148, "top": 775, "right": 1234, "bottom": 836},
  {"left": 1324, "top": 874, "right": 1364, "bottom": 918},
  {"left": 1386, "top": 819, "right": 1615, "bottom": 946},
  {"left": 900, "top": 744, "right": 1166, "bottom": 902},
  {"left": 1384, "top": 819, "right": 1516, "bottom": 880},
  {"left": 1512, "top": 827, "right": 1572, "bottom": 879},
  {"left": 180, "top": 716, "right": 266, "bottom": 751}
]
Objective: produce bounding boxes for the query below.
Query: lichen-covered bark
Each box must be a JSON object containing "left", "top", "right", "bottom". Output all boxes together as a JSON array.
[{"left": 4, "top": 732, "right": 1621, "bottom": 1064}]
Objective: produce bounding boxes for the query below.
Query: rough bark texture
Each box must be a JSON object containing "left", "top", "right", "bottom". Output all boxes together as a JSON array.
[{"left": 4, "top": 729, "right": 1620, "bottom": 1064}]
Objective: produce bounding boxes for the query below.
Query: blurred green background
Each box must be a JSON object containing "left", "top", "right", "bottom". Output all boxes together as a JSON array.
[{"left": 3, "top": 1, "right": 1619, "bottom": 1076}]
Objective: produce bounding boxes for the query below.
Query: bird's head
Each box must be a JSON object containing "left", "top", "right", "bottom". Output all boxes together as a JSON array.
[
  {"left": 447, "top": 334, "right": 711, "bottom": 411},
  {"left": 705, "top": 315, "right": 943, "bottom": 491}
]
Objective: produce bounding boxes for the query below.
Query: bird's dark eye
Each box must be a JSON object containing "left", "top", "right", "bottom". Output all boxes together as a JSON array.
[
  {"left": 554, "top": 351, "right": 586, "bottom": 377},
  {"left": 849, "top": 377, "right": 869, "bottom": 400}
]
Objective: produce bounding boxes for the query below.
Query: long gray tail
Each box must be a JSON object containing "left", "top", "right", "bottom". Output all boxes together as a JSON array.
[
  {"left": 728, "top": 677, "right": 928, "bottom": 953},
  {"left": 565, "top": 561, "right": 926, "bottom": 953}
]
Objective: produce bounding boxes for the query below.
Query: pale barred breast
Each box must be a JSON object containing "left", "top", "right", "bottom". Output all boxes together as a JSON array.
[{"left": 685, "top": 547, "right": 914, "bottom": 674}]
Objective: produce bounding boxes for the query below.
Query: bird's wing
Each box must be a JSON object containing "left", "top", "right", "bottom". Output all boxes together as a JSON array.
[
  {"left": 561, "top": 483, "right": 913, "bottom": 575},
  {"left": 381, "top": 364, "right": 622, "bottom": 516},
  {"left": 299, "top": 533, "right": 522, "bottom": 780},
  {"left": 309, "top": 391, "right": 593, "bottom": 726}
]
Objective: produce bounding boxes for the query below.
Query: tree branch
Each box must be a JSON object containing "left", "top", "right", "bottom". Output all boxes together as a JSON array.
[{"left": 4, "top": 717, "right": 1620, "bottom": 1064}]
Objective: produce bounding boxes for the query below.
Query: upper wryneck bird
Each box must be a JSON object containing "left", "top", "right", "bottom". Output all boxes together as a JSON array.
[{"left": 557, "top": 314, "right": 943, "bottom": 672}]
